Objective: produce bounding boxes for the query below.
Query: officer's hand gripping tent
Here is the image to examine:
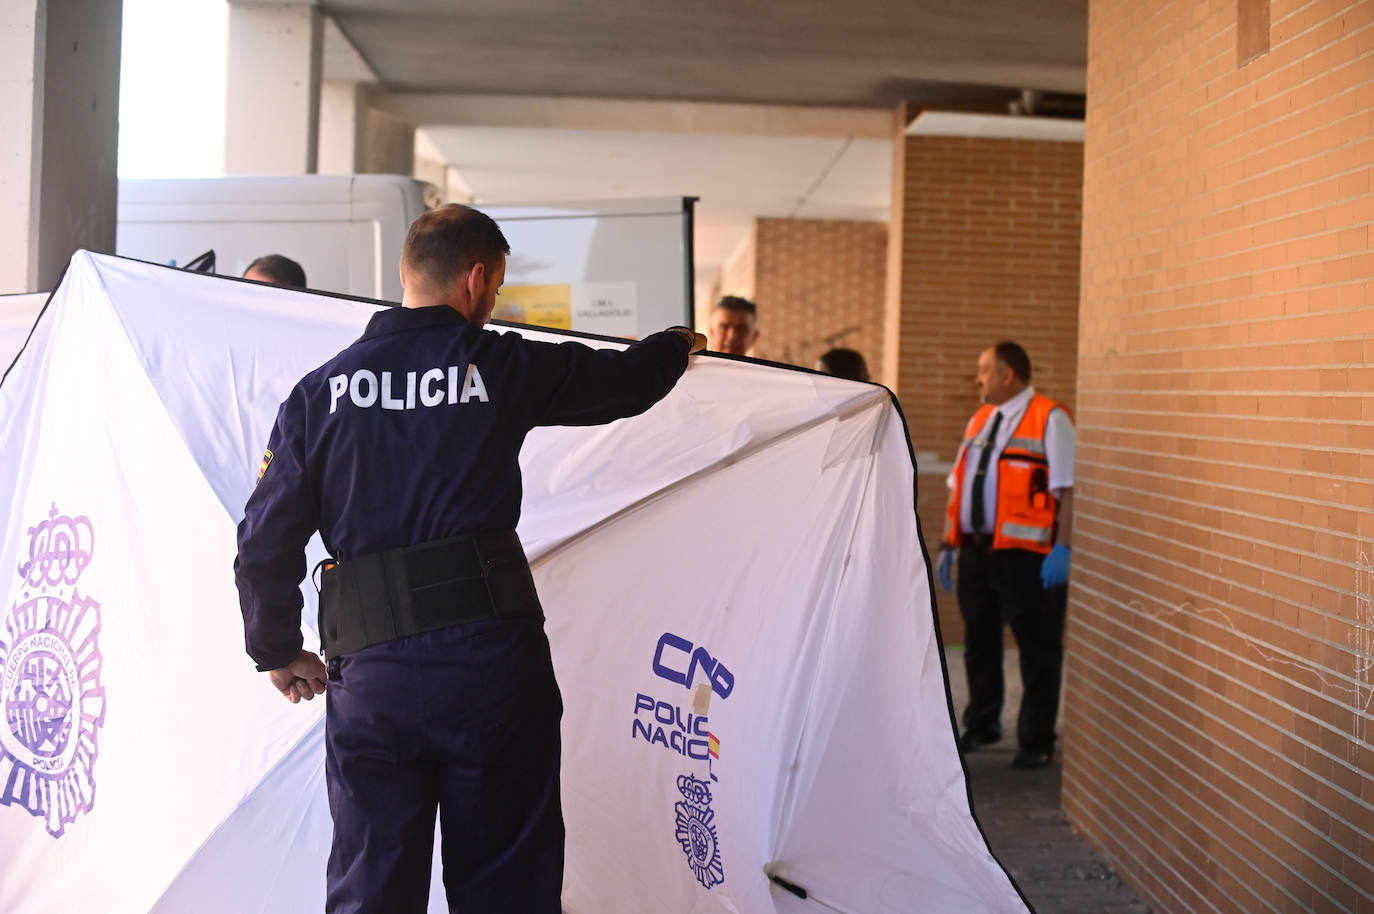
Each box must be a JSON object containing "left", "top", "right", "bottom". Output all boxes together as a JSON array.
[{"left": 0, "top": 251, "right": 1030, "bottom": 913}]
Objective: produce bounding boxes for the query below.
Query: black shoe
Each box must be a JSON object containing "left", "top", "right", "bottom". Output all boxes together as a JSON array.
[
  {"left": 1010, "top": 748, "right": 1053, "bottom": 769},
  {"left": 958, "top": 728, "right": 1002, "bottom": 753}
]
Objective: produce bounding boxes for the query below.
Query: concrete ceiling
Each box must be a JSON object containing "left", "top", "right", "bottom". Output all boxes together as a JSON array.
[
  {"left": 306, "top": 0, "right": 1088, "bottom": 288},
  {"left": 322, "top": 0, "right": 1087, "bottom": 107},
  {"left": 418, "top": 127, "right": 890, "bottom": 219},
  {"left": 416, "top": 125, "right": 892, "bottom": 291}
]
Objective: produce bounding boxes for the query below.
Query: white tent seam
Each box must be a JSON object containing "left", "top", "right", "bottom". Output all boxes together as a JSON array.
[
  {"left": 529, "top": 387, "right": 891, "bottom": 569},
  {"left": 148, "top": 720, "right": 326, "bottom": 908},
  {"left": 765, "top": 404, "right": 888, "bottom": 871}
]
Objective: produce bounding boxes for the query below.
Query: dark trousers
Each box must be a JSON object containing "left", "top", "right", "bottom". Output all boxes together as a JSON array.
[
  {"left": 956, "top": 541, "right": 1068, "bottom": 754},
  {"left": 324, "top": 618, "right": 565, "bottom": 914}
]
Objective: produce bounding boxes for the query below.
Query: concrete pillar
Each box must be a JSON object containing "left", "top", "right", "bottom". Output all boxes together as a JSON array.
[
  {"left": 0, "top": 0, "right": 122, "bottom": 294},
  {"left": 318, "top": 81, "right": 415, "bottom": 177},
  {"left": 224, "top": 3, "right": 322, "bottom": 175},
  {"left": 318, "top": 80, "right": 367, "bottom": 174},
  {"left": 880, "top": 104, "right": 912, "bottom": 395}
]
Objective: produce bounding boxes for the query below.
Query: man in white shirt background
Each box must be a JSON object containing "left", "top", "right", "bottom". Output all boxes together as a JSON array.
[
  {"left": 707, "top": 295, "right": 759, "bottom": 356},
  {"left": 937, "top": 341, "right": 1075, "bottom": 770}
]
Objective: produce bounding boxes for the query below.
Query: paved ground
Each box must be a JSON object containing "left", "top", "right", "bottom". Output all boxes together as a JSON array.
[{"left": 946, "top": 646, "right": 1154, "bottom": 914}]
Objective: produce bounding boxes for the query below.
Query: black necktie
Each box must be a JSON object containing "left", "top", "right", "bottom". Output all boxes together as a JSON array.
[{"left": 969, "top": 410, "right": 1003, "bottom": 533}]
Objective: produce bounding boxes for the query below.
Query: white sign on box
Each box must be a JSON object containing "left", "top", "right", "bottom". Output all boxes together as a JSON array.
[{"left": 571, "top": 281, "right": 637, "bottom": 337}]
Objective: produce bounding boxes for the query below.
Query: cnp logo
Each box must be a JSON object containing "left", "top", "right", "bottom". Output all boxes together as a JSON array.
[{"left": 652, "top": 632, "right": 734, "bottom": 699}]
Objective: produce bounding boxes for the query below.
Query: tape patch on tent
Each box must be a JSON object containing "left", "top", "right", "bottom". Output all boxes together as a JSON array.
[{"left": 820, "top": 392, "right": 888, "bottom": 470}]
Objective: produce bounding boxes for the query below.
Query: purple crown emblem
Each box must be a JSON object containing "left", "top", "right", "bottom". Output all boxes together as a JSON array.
[
  {"left": 1, "top": 504, "right": 106, "bottom": 838},
  {"left": 18, "top": 504, "right": 94, "bottom": 589}
]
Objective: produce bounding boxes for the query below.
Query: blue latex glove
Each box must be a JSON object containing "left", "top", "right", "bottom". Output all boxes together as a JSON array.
[
  {"left": 937, "top": 546, "right": 955, "bottom": 592},
  {"left": 1040, "top": 544, "right": 1071, "bottom": 589}
]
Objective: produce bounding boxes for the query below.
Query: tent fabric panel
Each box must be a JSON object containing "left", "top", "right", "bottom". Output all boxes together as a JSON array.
[
  {"left": 92, "top": 256, "right": 383, "bottom": 520},
  {"left": 547, "top": 403, "right": 909, "bottom": 911},
  {"left": 0, "top": 255, "right": 323, "bottom": 912},
  {"left": 769, "top": 407, "right": 1026, "bottom": 912},
  {"left": 149, "top": 724, "right": 334, "bottom": 913}
]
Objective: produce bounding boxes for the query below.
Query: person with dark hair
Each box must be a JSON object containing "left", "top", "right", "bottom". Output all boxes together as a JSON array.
[
  {"left": 936, "top": 341, "right": 1075, "bottom": 770},
  {"left": 243, "top": 254, "right": 307, "bottom": 288},
  {"left": 708, "top": 294, "right": 759, "bottom": 356},
  {"left": 815, "top": 347, "right": 871, "bottom": 382},
  {"left": 233, "top": 203, "right": 706, "bottom": 912}
]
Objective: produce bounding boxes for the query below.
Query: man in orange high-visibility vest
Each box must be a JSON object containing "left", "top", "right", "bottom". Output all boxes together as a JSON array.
[{"left": 937, "top": 342, "right": 1075, "bottom": 770}]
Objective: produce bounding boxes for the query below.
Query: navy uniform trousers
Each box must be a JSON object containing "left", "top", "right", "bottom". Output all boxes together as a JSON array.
[
  {"left": 325, "top": 619, "right": 563, "bottom": 914},
  {"left": 956, "top": 539, "right": 1068, "bottom": 755}
]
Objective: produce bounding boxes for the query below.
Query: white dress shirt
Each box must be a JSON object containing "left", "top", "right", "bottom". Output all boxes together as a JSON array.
[{"left": 945, "top": 386, "right": 1076, "bottom": 535}]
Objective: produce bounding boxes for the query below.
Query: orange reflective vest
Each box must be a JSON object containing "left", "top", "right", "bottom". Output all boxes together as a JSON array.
[{"left": 945, "top": 394, "right": 1068, "bottom": 554}]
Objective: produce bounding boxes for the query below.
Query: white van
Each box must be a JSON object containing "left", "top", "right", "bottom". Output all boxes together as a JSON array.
[
  {"left": 116, "top": 175, "right": 436, "bottom": 302},
  {"left": 116, "top": 179, "right": 694, "bottom": 337}
]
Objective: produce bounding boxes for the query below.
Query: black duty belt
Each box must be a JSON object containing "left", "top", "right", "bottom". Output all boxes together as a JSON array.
[{"left": 317, "top": 530, "right": 542, "bottom": 660}]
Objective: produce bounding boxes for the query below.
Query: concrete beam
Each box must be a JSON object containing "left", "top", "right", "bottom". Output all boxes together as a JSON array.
[
  {"left": 413, "top": 132, "right": 472, "bottom": 203},
  {"left": 906, "top": 110, "right": 1084, "bottom": 141},
  {"left": 0, "top": 0, "right": 122, "bottom": 294},
  {"left": 322, "top": 15, "right": 376, "bottom": 83},
  {"left": 361, "top": 107, "right": 414, "bottom": 175},
  {"left": 224, "top": 3, "right": 323, "bottom": 174},
  {"left": 370, "top": 92, "right": 893, "bottom": 140}
]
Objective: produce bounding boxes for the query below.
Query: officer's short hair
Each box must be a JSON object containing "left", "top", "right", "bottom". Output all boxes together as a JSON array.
[
  {"left": 994, "top": 341, "right": 1032, "bottom": 382},
  {"left": 402, "top": 204, "right": 511, "bottom": 288},
  {"left": 715, "top": 295, "right": 756, "bottom": 317},
  {"left": 244, "top": 254, "right": 307, "bottom": 288}
]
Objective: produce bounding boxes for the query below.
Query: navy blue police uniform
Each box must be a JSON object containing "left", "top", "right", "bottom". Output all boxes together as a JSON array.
[{"left": 234, "top": 304, "right": 692, "bottom": 913}]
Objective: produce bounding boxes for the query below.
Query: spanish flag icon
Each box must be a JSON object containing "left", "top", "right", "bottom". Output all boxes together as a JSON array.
[
  {"left": 708, "top": 732, "right": 720, "bottom": 759},
  {"left": 256, "top": 449, "right": 274, "bottom": 485}
]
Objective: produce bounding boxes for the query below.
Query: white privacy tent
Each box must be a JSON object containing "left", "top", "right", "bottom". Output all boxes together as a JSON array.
[{"left": 0, "top": 252, "right": 1030, "bottom": 913}]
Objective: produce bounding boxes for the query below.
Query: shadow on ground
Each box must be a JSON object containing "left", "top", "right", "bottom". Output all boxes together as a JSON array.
[{"left": 945, "top": 646, "right": 1153, "bottom": 914}]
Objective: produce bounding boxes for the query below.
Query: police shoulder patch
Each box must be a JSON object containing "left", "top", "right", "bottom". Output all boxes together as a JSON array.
[{"left": 256, "top": 449, "right": 274, "bottom": 485}]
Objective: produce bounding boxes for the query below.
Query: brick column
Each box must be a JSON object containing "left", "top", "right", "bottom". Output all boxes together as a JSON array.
[
  {"left": 885, "top": 110, "right": 1084, "bottom": 642},
  {"left": 749, "top": 218, "right": 888, "bottom": 376},
  {"left": 1065, "top": 2, "right": 1374, "bottom": 911}
]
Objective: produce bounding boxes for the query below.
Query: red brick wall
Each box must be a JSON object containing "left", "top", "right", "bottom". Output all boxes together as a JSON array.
[
  {"left": 887, "top": 129, "right": 1084, "bottom": 641},
  {"left": 1066, "top": 1, "right": 1374, "bottom": 912},
  {"left": 749, "top": 217, "right": 888, "bottom": 378}
]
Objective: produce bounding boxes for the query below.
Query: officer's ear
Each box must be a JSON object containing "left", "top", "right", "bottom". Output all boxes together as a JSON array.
[{"left": 465, "top": 261, "right": 487, "bottom": 301}]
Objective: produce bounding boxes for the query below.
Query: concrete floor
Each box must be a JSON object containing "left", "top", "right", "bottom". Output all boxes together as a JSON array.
[{"left": 945, "top": 646, "right": 1154, "bottom": 914}]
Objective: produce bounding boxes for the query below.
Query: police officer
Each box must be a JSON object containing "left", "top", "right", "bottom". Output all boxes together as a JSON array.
[
  {"left": 937, "top": 342, "right": 1075, "bottom": 770},
  {"left": 234, "top": 203, "right": 706, "bottom": 913}
]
